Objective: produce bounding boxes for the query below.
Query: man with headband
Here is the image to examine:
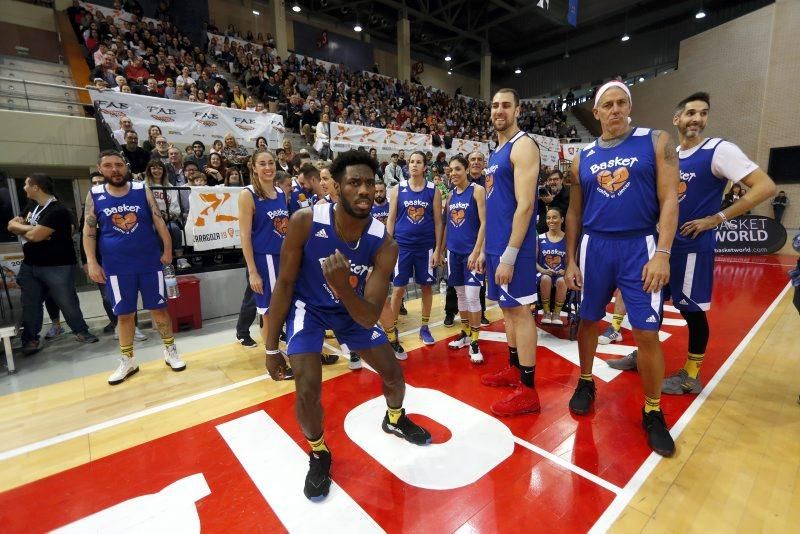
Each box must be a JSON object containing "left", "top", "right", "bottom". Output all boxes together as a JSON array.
[{"left": 564, "top": 81, "right": 680, "bottom": 456}]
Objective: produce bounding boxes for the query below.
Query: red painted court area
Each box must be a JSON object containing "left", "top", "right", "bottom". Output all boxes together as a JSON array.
[{"left": 0, "top": 256, "right": 791, "bottom": 533}]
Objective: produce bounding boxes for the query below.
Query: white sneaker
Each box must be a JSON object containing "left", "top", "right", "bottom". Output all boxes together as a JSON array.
[
  {"left": 448, "top": 332, "right": 471, "bottom": 349},
  {"left": 134, "top": 328, "right": 148, "bottom": 342},
  {"left": 108, "top": 356, "right": 139, "bottom": 385},
  {"left": 164, "top": 344, "right": 186, "bottom": 371},
  {"left": 177, "top": 258, "right": 191, "bottom": 270},
  {"left": 469, "top": 343, "right": 484, "bottom": 364},
  {"left": 598, "top": 326, "right": 623, "bottom": 345},
  {"left": 541, "top": 312, "right": 552, "bottom": 324}
]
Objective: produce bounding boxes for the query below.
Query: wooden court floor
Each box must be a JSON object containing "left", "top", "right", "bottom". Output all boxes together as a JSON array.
[{"left": 0, "top": 254, "right": 798, "bottom": 532}]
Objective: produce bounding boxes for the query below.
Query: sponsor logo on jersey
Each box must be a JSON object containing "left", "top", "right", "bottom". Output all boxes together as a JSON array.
[
  {"left": 315, "top": 228, "right": 328, "bottom": 239},
  {"left": 677, "top": 171, "right": 695, "bottom": 203},
  {"left": 268, "top": 208, "right": 289, "bottom": 236},
  {"left": 103, "top": 204, "right": 142, "bottom": 234},
  {"left": 318, "top": 259, "right": 370, "bottom": 301},
  {"left": 449, "top": 201, "right": 470, "bottom": 228},
  {"left": 403, "top": 199, "right": 428, "bottom": 223}
]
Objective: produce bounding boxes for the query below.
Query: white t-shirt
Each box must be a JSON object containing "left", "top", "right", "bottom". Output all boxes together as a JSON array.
[{"left": 678, "top": 139, "right": 758, "bottom": 183}]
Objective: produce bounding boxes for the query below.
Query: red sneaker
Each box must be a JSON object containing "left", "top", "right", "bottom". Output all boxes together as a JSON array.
[
  {"left": 491, "top": 387, "right": 541, "bottom": 416},
  {"left": 481, "top": 365, "right": 521, "bottom": 387}
]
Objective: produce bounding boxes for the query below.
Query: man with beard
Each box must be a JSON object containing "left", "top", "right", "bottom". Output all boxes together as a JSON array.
[
  {"left": 370, "top": 181, "right": 389, "bottom": 224},
  {"left": 84, "top": 150, "right": 186, "bottom": 385},
  {"left": 264, "top": 150, "right": 431, "bottom": 501}
]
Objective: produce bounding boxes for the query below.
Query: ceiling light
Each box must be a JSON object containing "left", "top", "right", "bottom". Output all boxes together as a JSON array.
[
  {"left": 621, "top": 33, "right": 630, "bottom": 42},
  {"left": 252, "top": 10, "right": 260, "bottom": 16},
  {"left": 354, "top": 23, "right": 362, "bottom": 32},
  {"left": 638, "top": 76, "right": 644, "bottom": 82},
  {"left": 695, "top": 8, "right": 706, "bottom": 19},
  {"left": 444, "top": 55, "right": 451, "bottom": 62},
  {"left": 514, "top": 68, "right": 522, "bottom": 74},
  {"left": 292, "top": 3, "right": 301, "bottom": 13}
]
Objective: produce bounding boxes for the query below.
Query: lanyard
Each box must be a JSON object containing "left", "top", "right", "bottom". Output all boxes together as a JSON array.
[{"left": 29, "top": 197, "right": 54, "bottom": 226}]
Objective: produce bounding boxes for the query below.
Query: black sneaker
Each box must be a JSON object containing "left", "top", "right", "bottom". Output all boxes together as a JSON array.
[
  {"left": 568, "top": 379, "right": 596, "bottom": 415},
  {"left": 283, "top": 367, "right": 294, "bottom": 380},
  {"left": 236, "top": 335, "right": 258, "bottom": 348},
  {"left": 443, "top": 313, "right": 455, "bottom": 327},
  {"left": 279, "top": 329, "right": 287, "bottom": 342},
  {"left": 348, "top": 353, "right": 362, "bottom": 370},
  {"left": 642, "top": 409, "right": 675, "bottom": 457},
  {"left": 303, "top": 450, "right": 332, "bottom": 501},
  {"left": 321, "top": 354, "right": 339, "bottom": 365},
  {"left": 390, "top": 340, "right": 407, "bottom": 361},
  {"left": 103, "top": 322, "right": 117, "bottom": 334},
  {"left": 382, "top": 408, "right": 431, "bottom": 445},
  {"left": 480, "top": 314, "right": 490, "bottom": 326},
  {"left": 399, "top": 303, "right": 408, "bottom": 316}
]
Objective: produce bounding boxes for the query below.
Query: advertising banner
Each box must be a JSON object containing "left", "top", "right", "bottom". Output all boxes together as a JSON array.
[
  {"left": 90, "top": 89, "right": 285, "bottom": 148},
  {"left": 330, "top": 123, "right": 431, "bottom": 153},
  {"left": 185, "top": 187, "right": 242, "bottom": 251},
  {"left": 714, "top": 215, "right": 787, "bottom": 255}
]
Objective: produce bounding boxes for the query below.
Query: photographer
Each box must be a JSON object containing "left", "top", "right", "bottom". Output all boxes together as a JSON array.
[{"left": 536, "top": 169, "right": 570, "bottom": 234}]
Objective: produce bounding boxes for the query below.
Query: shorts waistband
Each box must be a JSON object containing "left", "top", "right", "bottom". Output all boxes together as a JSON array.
[{"left": 584, "top": 229, "right": 656, "bottom": 240}]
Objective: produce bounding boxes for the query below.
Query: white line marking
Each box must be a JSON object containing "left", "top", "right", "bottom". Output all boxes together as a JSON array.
[
  {"left": 589, "top": 282, "right": 792, "bottom": 533},
  {"left": 512, "top": 436, "right": 622, "bottom": 495}
]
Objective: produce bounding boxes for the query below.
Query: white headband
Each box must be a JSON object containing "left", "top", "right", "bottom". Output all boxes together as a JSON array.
[{"left": 594, "top": 81, "right": 632, "bottom": 108}]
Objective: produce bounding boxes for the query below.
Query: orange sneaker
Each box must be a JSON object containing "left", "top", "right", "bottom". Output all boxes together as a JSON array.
[
  {"left": 491, "top": 387, "right": 541, "bottom": 416},
  {"left": 480, "top": 365, "right": 521, "bottom": 387}
]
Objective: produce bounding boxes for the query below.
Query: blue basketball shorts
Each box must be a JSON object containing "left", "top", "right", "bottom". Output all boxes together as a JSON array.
[
  {"left": 393, "top": 246, "right": 436, "bottom": 286},
  {"left": 447, "top": 251, "right": 482, "bottom": 287},
  {"left": 485, "top": 253, "right": 538, "bottom": 309},
  {"left": 253, "top": 252, "right": 279, "bottom": 315},
  {"left": 286, "top": 299, "right": 388, "bottom": 356},
  {"left": 106, "top": 270, "right": 167, "bottom": 316},
  {"left": 578, "top": 233, "right": 663, "bottom": 331},
  {"left": 665, "top": 250, "right": 714, "bottom": 312}
]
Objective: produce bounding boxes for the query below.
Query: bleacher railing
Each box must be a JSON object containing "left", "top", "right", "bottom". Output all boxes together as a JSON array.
[{"left": 0, "top": 77, "right": 85, "bottom": 116}]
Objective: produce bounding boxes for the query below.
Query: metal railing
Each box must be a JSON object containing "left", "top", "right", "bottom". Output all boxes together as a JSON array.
[{"left": 0, "top": 76, "right": 87, "bottom": 116}]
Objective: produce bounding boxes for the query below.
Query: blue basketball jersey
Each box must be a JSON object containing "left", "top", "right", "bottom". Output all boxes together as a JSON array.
[
  {"left": 447, "top": 183, "right": 480, "bottom": 255},
  {"left": 288, "top": 188, "right": 313, "bottom": 216},
  {"left": 247, "top": 185, "right": 287, "bottom": 255},
  {"left": 393, "top": 179, "right": 436, "bottom": 250},
  {"left": 294, "top": 203, "right": 387, "bottom": 311},
  {"left": 90, "top": 181, "right": 161, "bottom": 275},
  {"left": 537, "top": 233, "right": 567, "bottom": 272},
  {"left": 371, "top": 201, "right": 389, "bottom": 224},
  {"left": 485, "top": 131, "right": 538, "bottom": 258},
  {"left": 674, "top": 138, "right": 728, "bottom": 253},
  {"left": 579, "top": 127, "right": 659, "bottom": 238}
]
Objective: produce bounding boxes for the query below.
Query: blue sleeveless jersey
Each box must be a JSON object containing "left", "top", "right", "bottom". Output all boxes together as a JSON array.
[
  {"left": 674, "top": 138, "right": 728, "bottom": 253},
  {"left": 371, "top": 201, "right": 389, "bottom": 224},
  {"left": 393, "top": 179, "right": 436, "bottom": 250},
  {"left": 247, "top": 185, "right": 287, "bottom": 255},
  {"left": 294, "top": 203, "right": 387, "bottom": 311},
  {"left": 579, "top": 127, "right": 658, "bottom": 238},
  {"left": 288, "top": 188, "right": 313, "bottom": 216},
  {"left": 537, "top": 233, "right": 567, "bottom": 272},
  {"left": 91, "top": 181, "right": 161, "bottom": 275},
  {"left": 446, "top": 183, "right": 480, "bottom": 255},
  {"left": 485, "top": 131, "right": 539, "bottom": 257}
]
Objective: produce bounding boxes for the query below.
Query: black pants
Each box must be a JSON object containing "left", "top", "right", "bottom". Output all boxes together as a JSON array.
[
  {"left": 444, "top": 284, "right": 486, "bottom": 315},
  {"left": 236, "top": 271, "right": 257, "bottom": 338}
]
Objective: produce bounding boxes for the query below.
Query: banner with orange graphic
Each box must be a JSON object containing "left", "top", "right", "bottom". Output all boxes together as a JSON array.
[
  {"left": 89, "top": 90, "right": 285, "bottom": 150},
  {"left": 185, "top": 187, "right": 242, "bottom": 251},
  {"left": 330, "top": 123, "right": 431, "bottom": 153}
]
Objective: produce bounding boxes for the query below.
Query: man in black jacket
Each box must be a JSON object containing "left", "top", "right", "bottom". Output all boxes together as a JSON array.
[{"left": 536, "top": 169, "right": 570, "bottom": 234}]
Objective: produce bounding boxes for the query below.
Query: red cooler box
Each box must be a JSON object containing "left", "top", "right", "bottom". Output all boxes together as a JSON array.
[{"left": 166, "top": 276, "right": 202, "bottom": 331}]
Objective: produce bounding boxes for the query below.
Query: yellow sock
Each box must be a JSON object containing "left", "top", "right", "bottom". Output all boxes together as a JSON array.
[
  {"left": 541, "top": 298, "right": 551, "bottom": 313},
  {"left": 307, "top": 434, "right": 329, "bottom": 453},
  {"left": 471, "top": 325, "right": 480, "bottom": 343},
  {"left": 644, "top": 395, "right": 661, "bottom": 413},
  {"left": 161, "top": 336, "right": 175, "bottom": 348},
  {"left": 387, "top": 405, "right": 403, "bottom": 424},
  {"left": 421, "top": 315, "right": 430, "bottom": 326},
  {"left": 120, "top": 344, "right": 133, "bottom": 358},
  {"left": 580, "top": 373, "right": 593, "bottom": 382},
  {"left": 461, "top": 318, "right": 471, "bottom": 336},
  {"left": 553, "top": 301, "right": 564, "bottom": 318},
  {"left": 612, "top": 313, "right": 624, "bottom": 332},
  {"left": 684, "top": 353, "right": 704, "bottom": 379}
]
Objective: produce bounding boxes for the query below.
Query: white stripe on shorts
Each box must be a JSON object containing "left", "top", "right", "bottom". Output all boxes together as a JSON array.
[
  {"left": 109, "top": 275, "right": 122, "bottom": 314},
  {"left": 645, "top": 235, "right": 662, "bottom": 316},
  {"left": 266, "top": 254, "right": 277, "bottom": 292},
  {"left": 289, "top": 299, "right": 306, "bottom": 346},
  {"left": 579, "top": 234, "right": 589, "bottom": 283},
  {"left": 682, "top": 252, "right": 696, "bottom": 300},
  {"left": 427, "top": 248, "right": 434, "bottom": 278}
]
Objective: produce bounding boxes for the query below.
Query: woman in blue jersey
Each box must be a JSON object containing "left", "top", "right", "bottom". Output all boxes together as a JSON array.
[
  {"left": 239, "top": 148, "right": 292, "bottom": 376},
  {"left": 443, "top": 155, "right": 486, "bottom": 364},
  {"left": 536, "top": 208, "right": 567, "bottom": 325}
]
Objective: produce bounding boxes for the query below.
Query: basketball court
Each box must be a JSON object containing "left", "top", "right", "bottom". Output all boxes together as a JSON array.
[{"left": 1, "top": 253, "right": 796, "bottom": 532}]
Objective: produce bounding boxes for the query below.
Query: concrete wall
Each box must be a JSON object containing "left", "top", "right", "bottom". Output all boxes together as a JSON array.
[
  {"left": 624, "top": 1, "right": 800, "bottom": 226},
  {"left": 0, "top": 110, "right": 99, "bottom": 169},
  {"left": 0, "top": 0, "right": 56, "bottom": 31}
]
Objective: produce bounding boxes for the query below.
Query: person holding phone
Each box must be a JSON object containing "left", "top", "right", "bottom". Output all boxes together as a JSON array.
[{"left": 536, "top": 169, "right": 570, "bottom": 234}]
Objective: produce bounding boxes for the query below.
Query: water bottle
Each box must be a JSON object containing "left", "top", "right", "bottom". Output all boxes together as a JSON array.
[{"left": 164, "top": 264, "right": 180, "bottom": 299}]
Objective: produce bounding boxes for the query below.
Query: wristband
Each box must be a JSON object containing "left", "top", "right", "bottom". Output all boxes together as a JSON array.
[
  {"left": 655, "top": 248, "right": 671, "bottom": 256},
  {"left": 499, "top": 246, "right": 520, "bottom": 266},
  {"left": 266, "top": 349, "right": 282, "bottom": 356},
  {"left": 717, "top": 211, "right": 728, "bottom": 224}
]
